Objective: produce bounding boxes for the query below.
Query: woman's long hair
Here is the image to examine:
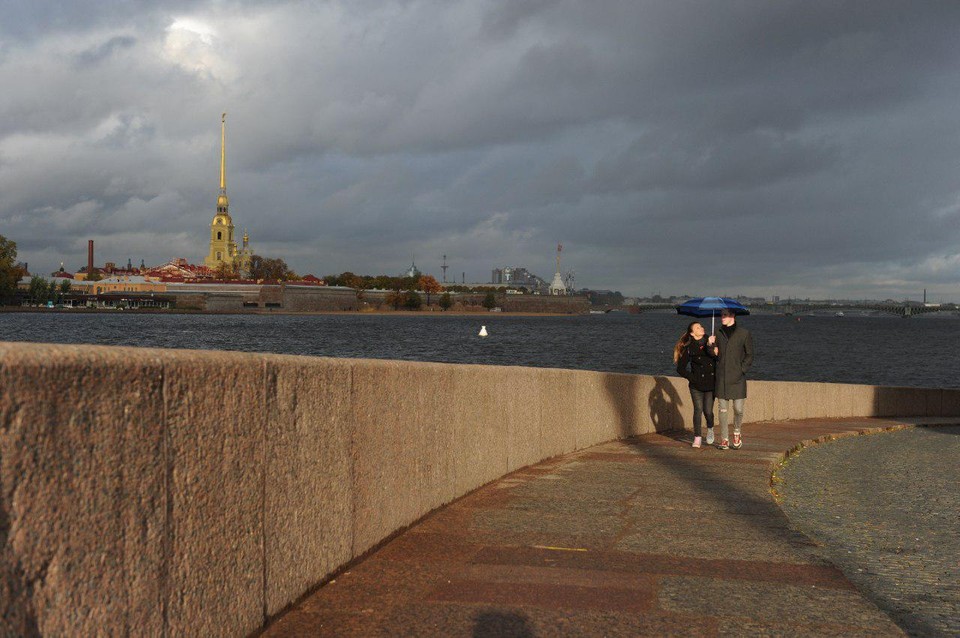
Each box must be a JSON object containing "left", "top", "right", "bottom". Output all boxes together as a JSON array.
[{"left": 672, "top": 321, "right": 700, "bottom": 364}]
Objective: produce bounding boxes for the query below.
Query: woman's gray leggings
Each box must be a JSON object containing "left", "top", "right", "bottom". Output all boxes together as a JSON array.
[
  {"left": 689, "top": 388, "right": 714, "bottom": 437},
  {"left": 718, "top": 398, "right": 745, "bottom": 442}
]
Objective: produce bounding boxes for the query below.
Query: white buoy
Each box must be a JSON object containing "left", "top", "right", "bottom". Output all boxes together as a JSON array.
[{"left": 478, "top": 325, "right": 488, "bottom": 337}]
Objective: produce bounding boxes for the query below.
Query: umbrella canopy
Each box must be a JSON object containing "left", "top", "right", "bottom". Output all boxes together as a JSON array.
[
  {"left": 675, "top": 297, "right": 750, "bottom": 318},
  {"left": 676, "top": 297, "right": 750, "bottom": 333}
]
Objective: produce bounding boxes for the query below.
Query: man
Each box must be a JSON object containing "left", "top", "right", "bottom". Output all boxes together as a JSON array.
[{"left": 707, "top": 308, "right": 754, "bottom": 450}]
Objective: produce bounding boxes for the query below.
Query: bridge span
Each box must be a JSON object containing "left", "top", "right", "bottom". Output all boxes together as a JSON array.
[
  {"left": 629, "top": 302, "right": 956, "bottom": 317},
  {"left": 766, "top": 302, "right": 954, "bottom": 317}
]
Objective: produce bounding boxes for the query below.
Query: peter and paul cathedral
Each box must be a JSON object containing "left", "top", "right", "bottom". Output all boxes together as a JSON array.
[{"left": 204, "top": 113, "right": 253, "bottom": 275}]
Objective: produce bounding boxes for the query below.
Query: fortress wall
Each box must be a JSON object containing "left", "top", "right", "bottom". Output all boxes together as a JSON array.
[
  {"left": 499, "top": 295, "right": 590, "bottom": 313},
  {"left": 165, "top": 291, "right": 207, "bottom": 310},
  {"left": 282, "top": 286, "right": 359, "bottom": 311},
  {"left": 161, "top": 284, "right": 589, "bottom": 312},
  {"left": 1, "top": 342, "right": 958, "bottom": 636},
  {"left": 204, "top": 292, "right": 260, "bottom": 311}
]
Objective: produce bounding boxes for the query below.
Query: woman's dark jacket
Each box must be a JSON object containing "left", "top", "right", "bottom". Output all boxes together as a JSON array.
[
  {"left": 676, "top": 337, "right": 716, "bottom": 392},
  {"left": 714, "top": 323, "right": 754, "bottom": 400}
]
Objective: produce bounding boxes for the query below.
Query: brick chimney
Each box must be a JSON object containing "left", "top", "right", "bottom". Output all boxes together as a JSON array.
[{"left": 88, "top": 240, "right": 94, "bottom": 275}]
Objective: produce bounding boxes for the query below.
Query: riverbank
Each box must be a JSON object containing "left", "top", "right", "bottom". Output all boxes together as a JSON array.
[{"left": 0, "top": 306, "right": 579, "bottom": 317}]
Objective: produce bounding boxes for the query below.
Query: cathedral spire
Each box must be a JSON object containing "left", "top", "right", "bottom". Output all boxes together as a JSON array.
[
  {"left": 217, "top": 112, "right": 229, "bottom": 212},
  {"left": 220, "top": 112, "right": 227, "bottom": 191},
  {"left": 206, "top": 112, "right": 238, "bottom": 270}
]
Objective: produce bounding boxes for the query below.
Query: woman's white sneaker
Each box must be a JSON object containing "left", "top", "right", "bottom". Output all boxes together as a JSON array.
[{"left": 706, "top": 429, "right": 715, "bottom": 445}]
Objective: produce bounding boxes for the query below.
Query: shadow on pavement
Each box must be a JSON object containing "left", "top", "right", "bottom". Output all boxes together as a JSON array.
[
  {"left": 472, "top": 610, "right": 533, "bottom": 637},
  {"left": 603, "top": 372, "right": 788, "bottom": 538},
  {"left": 920, "top": 424, "right": 960, "bottom": 436}
]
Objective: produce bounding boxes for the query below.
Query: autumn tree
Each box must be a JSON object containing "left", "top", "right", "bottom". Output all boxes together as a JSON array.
[
  {"left": 385, "top": 290, "right": 404, "bottom": 310},
  {"left": 214, "top": 261, "right": 239, "bottom": 280},
  {"left": 0, "top": 235, "right": 19, "bottom": 302},
  {"left": 248, "top": 255, "right": 295, "bottom": 281},
  {"left": 370, "top": 275, "right": 393, "bottom": 290},
  {"left": 417, "top": 275, "right": 443, "bottom": 306},
  {"left": 340, "top": 271, "right": 365, "bottom": 290}
]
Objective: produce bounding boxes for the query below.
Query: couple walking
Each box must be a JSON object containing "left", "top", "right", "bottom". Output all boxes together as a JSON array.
[{"left": 673, "top": 309, "right": 754, "bottom": 450}]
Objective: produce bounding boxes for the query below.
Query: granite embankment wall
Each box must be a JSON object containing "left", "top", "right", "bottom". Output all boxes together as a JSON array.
[
  {"left": 181, "top": 285, "right": 589, "bottom": 313},
  {"left": 2, "top": 342, "right": 959, "bottom": 636}
]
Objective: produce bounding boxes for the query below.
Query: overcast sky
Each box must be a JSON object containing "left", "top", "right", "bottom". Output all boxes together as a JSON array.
[{"left": 3, "top": 1, "right": 960, "bottom": 300}]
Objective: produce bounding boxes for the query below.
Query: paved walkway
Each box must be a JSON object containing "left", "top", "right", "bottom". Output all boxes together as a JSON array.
[
  {"left": 777, "top": 425, "right": 960, "bottom": 637},
  {"left": 261, "top": 418, "right": 948, "bottom": 637}
]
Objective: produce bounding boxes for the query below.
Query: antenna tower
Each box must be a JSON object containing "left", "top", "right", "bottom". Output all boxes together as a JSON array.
[{"left": 442, "top": 254, "right": 448, "bottom": 283}]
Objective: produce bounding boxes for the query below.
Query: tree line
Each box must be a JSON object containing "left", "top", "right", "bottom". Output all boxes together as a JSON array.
[
  {"left": 214, "top": 255, "right": 297, "bottom": 281},
  {"left": 322, "top": 271, "right": 517, "bottom": 311},
  {"left": 26, "top": 277, "right": 71, "bottom": 305},
  {"left": 0, "top": 235, "right": 25, "bottom": 303},
  {"left": 323, "top": 271, "right": 528, "bottom": 296},
  {"left": 322, "top": 272, "right": 454, "bottom": 310}
]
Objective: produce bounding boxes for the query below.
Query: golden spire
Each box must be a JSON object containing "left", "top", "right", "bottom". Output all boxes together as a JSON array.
[{"left": 216, "top": 112, "right": 229, "bottom": 212}]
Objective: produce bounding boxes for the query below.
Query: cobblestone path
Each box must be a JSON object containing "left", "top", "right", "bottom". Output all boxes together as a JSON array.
[
  {"left": 777, "top": 425, "right": 960, "bottom": 637},
  {"left": 260, "top": 419, "right": 941, "bottom": 637}
]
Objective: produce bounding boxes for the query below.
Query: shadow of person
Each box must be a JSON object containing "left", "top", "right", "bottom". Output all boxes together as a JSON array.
[
  {"left": 649, "top": 376, "right": 684, "bottom": 434},
  {"left": 473, "top": 610, "right": 533, "bottom": 637},
  {"left": 600, "top": 372, "right": 642, "bottom": 439}
]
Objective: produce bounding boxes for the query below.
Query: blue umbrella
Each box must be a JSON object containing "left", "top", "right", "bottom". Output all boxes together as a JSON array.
[{"left": 676, "top": 297, "right": 750, "bottom": 333}]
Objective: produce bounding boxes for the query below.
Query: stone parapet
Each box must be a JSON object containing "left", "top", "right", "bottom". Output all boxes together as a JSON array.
[{"left": 1, "top": 342, "right": 957, "bottom": 636}]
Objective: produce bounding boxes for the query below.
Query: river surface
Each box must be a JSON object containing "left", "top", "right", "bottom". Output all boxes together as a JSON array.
[{"left": 2, "top": 311, "right": 959, "bottom": 388}]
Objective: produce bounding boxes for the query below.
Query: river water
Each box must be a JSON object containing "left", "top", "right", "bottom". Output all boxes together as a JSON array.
[{"left": 2, "top": 311, "right": 959, "bottom": 388}]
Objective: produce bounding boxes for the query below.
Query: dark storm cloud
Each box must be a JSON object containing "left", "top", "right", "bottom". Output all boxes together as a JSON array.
[
  {"left": 479, "top": 0, "right": 556, "bottom": 40},
  {"left": 591, "top": 129, "right": 839, "bottom": 193},
  {"left": 2, "top": 0, "right": 960, "bottom": 298},
  {"left": 73, "top": 35, "right": 137, "bottom": 67}
]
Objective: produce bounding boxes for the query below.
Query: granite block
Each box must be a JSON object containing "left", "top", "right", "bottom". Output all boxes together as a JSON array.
[
  {"left": 163, "top": 349, "right": 266, "bottom": 638},
  {"left": 0, "top": 344, "right": 165, "bottom": 637},
  {"left": 264, "top": 355, "right": 353, "bottom": 617}
]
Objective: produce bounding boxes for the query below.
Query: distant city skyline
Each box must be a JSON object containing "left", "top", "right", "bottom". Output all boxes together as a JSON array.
[{"left": 3, "top": 2, "right": 960, "bottom": 301}]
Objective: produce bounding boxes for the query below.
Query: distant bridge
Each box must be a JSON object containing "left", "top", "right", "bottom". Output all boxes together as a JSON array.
[
  {"left": 629, "top": 303, "right": 676, "bottom": 313},
  {"left": 765, "top": 302, "right": 955, "bottom": 317},
  {"left": 628, "top": 302, "right": 956, "bottom": 317}
]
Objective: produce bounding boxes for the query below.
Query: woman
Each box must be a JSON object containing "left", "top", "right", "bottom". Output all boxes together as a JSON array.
[{"left": 673, "top": 321, "right": 717, "bottom": 448}]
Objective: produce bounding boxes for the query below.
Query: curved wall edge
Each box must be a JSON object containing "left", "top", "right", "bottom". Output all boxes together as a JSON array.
[{"left": 1, "top": 342, "right": 957, "bottom": 636}]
